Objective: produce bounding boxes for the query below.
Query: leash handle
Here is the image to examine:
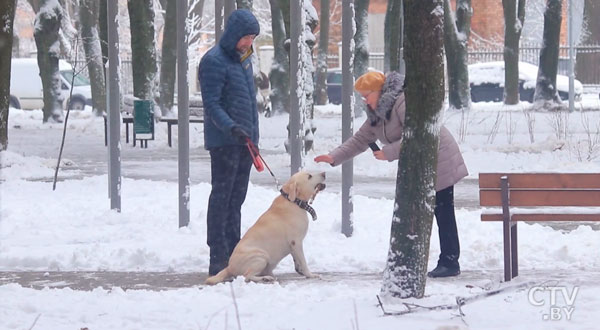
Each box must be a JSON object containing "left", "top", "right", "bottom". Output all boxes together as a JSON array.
[
  {"left": 245, "top": 138, "right": 280, "bottom": 189},
  {"left": 245, "top": 138, "right": 264, "bottom": 172}
]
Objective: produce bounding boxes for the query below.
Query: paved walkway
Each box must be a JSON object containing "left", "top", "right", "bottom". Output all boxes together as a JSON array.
[
  {"left": 7, "top": 121, "right": 480, "bottom": 209},
  {"left": 2, "top": 269, "right": 598, "bottom": 291},
  {"left": 0, "top": 271, "right": 383, "bottom": 291}
]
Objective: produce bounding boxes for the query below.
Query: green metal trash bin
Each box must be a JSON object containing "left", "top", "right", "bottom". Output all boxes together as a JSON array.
[{"left": 133, "top": 99, "right": 154, "bottom": 146}]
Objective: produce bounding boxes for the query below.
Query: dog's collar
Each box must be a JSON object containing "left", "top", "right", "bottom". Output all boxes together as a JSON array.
[{"left": 280, "top": 189, "right": 317, "bottom": 221}]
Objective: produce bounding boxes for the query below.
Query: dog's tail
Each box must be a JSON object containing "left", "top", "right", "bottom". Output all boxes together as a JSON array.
[{"left": 205, "top": 267, "right": 231, "bottom": 285}]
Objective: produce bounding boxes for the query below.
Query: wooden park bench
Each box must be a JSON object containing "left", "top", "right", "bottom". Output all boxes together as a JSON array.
[
  {"left": 104, "top": 95, "right": 204, "bottom": 147},
  {"left": 479, "top": 173, "right": 600, "bottom": 282},
  {"left": 103, "top": 95, "right": 138, "bottom": 147},
  {"left": 159, "top": 97, "right": 204, "bottom": 147}
]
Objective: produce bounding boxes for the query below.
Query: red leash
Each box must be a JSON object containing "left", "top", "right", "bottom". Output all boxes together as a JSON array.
[
  {"left": 246, "top": 138, "right": 280, "bottom": 188},
  {"left": 245, "top": 138, "right": 264, "bottom": 172}
]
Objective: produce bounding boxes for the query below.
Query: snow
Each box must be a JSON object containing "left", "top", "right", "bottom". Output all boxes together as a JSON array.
[{"left": 2, "top": 88, "right": 600, "bottom": 328}]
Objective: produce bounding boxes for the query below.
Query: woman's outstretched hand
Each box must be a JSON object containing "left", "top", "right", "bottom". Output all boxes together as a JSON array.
[
  {"left": 373, "top": 151, "right": 387, "bottom": 161},
  {"left": 314, "top": 154, "right": 334, "bottom": 165}
]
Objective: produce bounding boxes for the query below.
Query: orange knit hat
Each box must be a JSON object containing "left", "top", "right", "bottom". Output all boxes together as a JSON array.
[{"left": 354, "top": 71, "right": 385, "bottom": 93}]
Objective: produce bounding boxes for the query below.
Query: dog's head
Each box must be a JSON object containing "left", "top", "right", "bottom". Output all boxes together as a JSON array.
[{"left": 281, "top": 171, "right": 326, "bottom": 202}]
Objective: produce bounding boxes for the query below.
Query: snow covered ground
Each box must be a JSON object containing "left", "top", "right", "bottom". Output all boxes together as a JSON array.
[{"left": 1, "top": 93, "right": 600, "bottom": 329}]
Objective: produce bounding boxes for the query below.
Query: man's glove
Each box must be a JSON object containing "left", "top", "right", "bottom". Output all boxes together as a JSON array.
[{"left": 231, "top": 127, "right": 250, "bottom": 144}]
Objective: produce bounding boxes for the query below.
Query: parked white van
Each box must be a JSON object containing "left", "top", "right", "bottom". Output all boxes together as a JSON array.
[{"left": 9, "top": 58, "right": 92, "bottom": 110}]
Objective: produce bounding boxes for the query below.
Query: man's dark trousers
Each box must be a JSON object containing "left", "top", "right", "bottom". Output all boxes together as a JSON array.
[
  {"left": 207, "top": 145, "right": 253, "bottom": 276},
  {"left": 434, "top": 185, "right": 460, "bottom": 269}
]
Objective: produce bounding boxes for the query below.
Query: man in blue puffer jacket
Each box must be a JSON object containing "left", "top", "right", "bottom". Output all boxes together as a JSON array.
[{"left": 198, "top": 9, "right": 260, "bottom": 276}]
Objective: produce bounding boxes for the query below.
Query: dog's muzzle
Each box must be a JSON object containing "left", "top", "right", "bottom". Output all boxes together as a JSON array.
[{"left": 315, "top": 183, "right": 326, "bottom": 192}]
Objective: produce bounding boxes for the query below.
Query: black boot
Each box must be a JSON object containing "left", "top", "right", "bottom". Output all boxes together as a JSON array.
[
  {"left": 427, "top": 265, "right": 460, "bottom": 278},
  {"left": 208, "top": 249, "right": 230, "bottom": 276},
  {"left": 431, "top": 187, "right": 461, "bottom": 278}
]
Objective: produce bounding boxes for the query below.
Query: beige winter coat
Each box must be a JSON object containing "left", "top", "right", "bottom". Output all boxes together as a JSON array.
[{"left": 329, "top": 94, "right": 468, "bottom": 191}]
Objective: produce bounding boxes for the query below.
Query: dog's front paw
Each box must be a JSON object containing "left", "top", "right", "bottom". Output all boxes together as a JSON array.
[
  {"left": 244, "top": 275, "right": 276, "bottom": 283},
  {"left": 305, "top": 273, "right": 320, "bottom": 280},
  {"left": 261, "top": 276, "right": 276, "bottom": 283}
]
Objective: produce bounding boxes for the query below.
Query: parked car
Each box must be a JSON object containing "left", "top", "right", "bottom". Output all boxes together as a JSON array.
[
  {"left": 326, "top": 68, "right": 342, "bottom": 105},
  {"left": 468, "top": 61, "right": 583, "bottom": 103},
  {"left": 10, "top": 58, "right": 92, "bottom": 110}
]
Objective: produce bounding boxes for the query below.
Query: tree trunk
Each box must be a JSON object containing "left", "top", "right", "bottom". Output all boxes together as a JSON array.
[
  {"left": 384, "top": 0, "right": 403, "bottom": 72},
  {"left": 381, "top": 0, "right": 445, "bottom": 299},
  {"left": 80, "top": 0, "right": 106, "bottom": 116},
  {"left": 159, "top": 0, "right": 177, "bottom": 116},
  {"left": 128, "top": 0, "right": 157, "bottom": 101},
  {"left": 533, "top": 0, "right": 563, "bottom": 109},
  {"left": 99, "top": 0, "right": 108, "bottom": 69},
  {"left": 277, "top": 0, "right": 291, "bottom": 40},
  {"left": 502, "top": 0, "right": 526, "bottom": 105},
  {"left": 575, "top": 0, "right": 600, "bottom": 84},
  {"left": 269, "top": 0, "right": 290, "bottom": 114},
  {"left": 279, "top": 0, "right": 316, "bottom": 151},
  {"left": 354, "top": 0, "right": 370, "bottom": 116},
  {"left": 0, "top": 0, "right": 16, "bottom": 150},
  {"left": 314, "top": 0, "right": 329, "bottom": 106},
  {"left": 57, "top": 0, "right": 78, "bottom": 58},
  {"left": 236, "top": 0, "right": 252, "bottom": 10},
  {"left": 34, "top": 0, "right": 64, "bottom": 123},
  {"left": 303, "top": 2, "right": 318, "bottom": 151},
  {"left": 27, "top": 0, "right": 41, "bottom": 12},
  {"left": 444, "top": 0, "right": 472, "bottom": 111}
]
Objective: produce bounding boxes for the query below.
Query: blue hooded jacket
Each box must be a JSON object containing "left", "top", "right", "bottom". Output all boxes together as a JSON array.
[{"left": 198, "top": 9, "right": 260, "bottom": 150}]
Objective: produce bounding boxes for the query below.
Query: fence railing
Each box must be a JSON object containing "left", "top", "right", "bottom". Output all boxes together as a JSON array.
[
  {"left": 326, "top": 52, "right": 385, "bottom": 72},
  {"left": 325, "top": 43, "right": 600, "bottom": 85}
]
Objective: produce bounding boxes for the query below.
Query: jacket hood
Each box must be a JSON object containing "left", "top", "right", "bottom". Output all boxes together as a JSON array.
[
  {"left": 368, "top": 71, "right": 405, "bottom": 126},
  {"left": 219, "top": 9, "right": 260, "bottom": 60}
]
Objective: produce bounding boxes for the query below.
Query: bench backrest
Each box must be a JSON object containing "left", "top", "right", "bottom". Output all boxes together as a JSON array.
[
  {"left": 189, "top": 97, "right": 203, "bottom": 117},
  {"left": 479, "top": 173, "right": 600, "bottom": 207},
  {"left": 122, "top": 94, "right": 204, "bottom": 118}
]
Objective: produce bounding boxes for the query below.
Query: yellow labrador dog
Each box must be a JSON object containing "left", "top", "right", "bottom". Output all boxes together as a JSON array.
[{"left": 205, "top": 171, "right": 326, "bottom": 285}]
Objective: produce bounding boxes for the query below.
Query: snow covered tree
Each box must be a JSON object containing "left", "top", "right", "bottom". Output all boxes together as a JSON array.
[
  {"left": 128, "top": 0, "right": 157, "bottom": 101},
  {"left": 277, "top": 0, "right": 290, "bottom": 35},
  {"left": 502, "top": 0, "right": 526, "bottom": 105},
  {"left": 0, "top": 0, "right": 16, "bottom": 150},
  {"left": 444, "top": 0, "right": 472, "bottom": 111},
  {"left": 384, "top": 0, "right": 402, "bottom": 72},
  {"left": 314, "top": 0, "right": 329, "bottom": 106},
  {"left": 354, "top": 0, "right": 369, "bottom": 116},
  {"left": 34, "top": 0, "right": 65, "bottom": 123},
  {"left": 533, "top": 0, "right": 564, "bottom": 110},
  {"left": 521, "top": 0, "right": 552, "bottom": 44},
  {"left": 575, "top": 0, "right": 600, "bottom": 84},
  {"left": 158, "top": 0, "right": 176, "bottom": 116},
  {"left": 272, "top": 0, "right": 318, "bottom": 151},
  {"left": 187, "top": 0, "right": 206, "bottom": 50},
  {"left": 282, "top": 1, "right": 318, "bottom": 151},
  {"left": 381, "top": 0, "right": 445, "bottom": 299},
  {"left": 99, "top": 0, "right": 107, "bottom": 69},
  {"left": 80, "top": 0, "right": 106, "bottom": 116},
  {"left": 237, "top": 0, "right": 252, "bottom": 10},
  {"left": 27, "top": 0, "right": 41, "bottom": 11},
  {"left": 269, "top": 0, "right": 290, "bottom": 114},
  {"left": 56, "top": 0, "right": 78, "bottom": 58},
  {"left": 303, "top": 2, "right": 318, "bottom": 151}
]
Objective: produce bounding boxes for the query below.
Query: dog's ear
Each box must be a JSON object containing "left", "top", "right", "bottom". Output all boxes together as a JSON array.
[{"left": 282, "top": 180, "right": 297, "bottom": 201}]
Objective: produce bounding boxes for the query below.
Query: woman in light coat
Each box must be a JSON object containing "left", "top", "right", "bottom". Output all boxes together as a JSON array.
[{"left": 314, "top": 71, "right": 468, "bottom": 278}]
